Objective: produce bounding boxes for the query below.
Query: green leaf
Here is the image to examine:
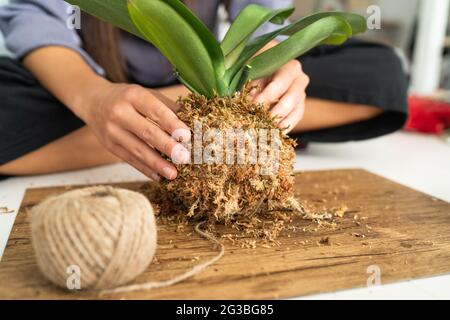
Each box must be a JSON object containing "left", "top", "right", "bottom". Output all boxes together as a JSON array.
[
  {"left": 221, "top": 4, "right": 294, "bottom": 67},
  {"left": 66, "top": 1, "right": 366, "bottom": 98},
  {"left": 225, "top": 12, "right": 366, "bottom": 83},
  {"left": 65, "top": 0, "right": 141, "bottom": 36},
  {"left": 248, "top": 16, "right": 353, "bottom": 80},
  {"left": 228, "top": 65, "right": 252, "bottom": 95},
  {"left": 281, "top": 11, "right": 367, "bottom": 36},
  {"left": 224, "top": 28, "right": 280, "bottom": 83},
  {"left": 128, "top": 0, "right": 217, "bottom": 97},
  {"left": 161, "top": 0, "right": 227, "bottom": 95}
]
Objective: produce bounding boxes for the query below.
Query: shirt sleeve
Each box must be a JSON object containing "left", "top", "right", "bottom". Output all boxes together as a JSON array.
[
  {"left": 0, "top": 0, "right": 104, "bottom": 74},
  {"left": 229, "top": 0, "right": 293, "bottom": 37}
]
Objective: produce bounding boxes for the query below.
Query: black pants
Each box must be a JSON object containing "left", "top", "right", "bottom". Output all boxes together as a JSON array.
[{"left": 0, "top": 40, "right": 408, "bottom": 167}]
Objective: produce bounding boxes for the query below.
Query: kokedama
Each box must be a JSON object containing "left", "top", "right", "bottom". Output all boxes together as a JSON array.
[{"left": 67, "top": 0, "right": 366, "bottom": 227}]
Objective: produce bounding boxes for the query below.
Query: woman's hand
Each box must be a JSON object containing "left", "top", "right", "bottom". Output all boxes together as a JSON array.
[
  {"left": 22, "top": 47, "right": 191, "bottom": 180},
  {"left": 251, "top": 47, "right": 310, "bottom": 132},
  {"left": 80, "top": 81, "right": 191, "bottom": 181}
]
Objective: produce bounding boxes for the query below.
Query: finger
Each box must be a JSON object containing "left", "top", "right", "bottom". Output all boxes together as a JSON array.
[
  {"left": 151, "top": 89, "right": 181, "bottom": 113},
  {"left": 254, "top": 61, "right": 301, "bottom": 105},
  {"left": 112, "top": 144, "right": 161, "bottom": 182},
  {"left": 249, "top": 78, "right": 269, "bottom": 98},
  {"left": 127, "top": 87, "right": 191, "bottom": 142},
  {"left": 113, "top": 128, "right": 178, "bottom": 180},
  {"left": 119, "top": 108, "right": 190, "bottom": 164},
  {"left": 278, "top": 101, "right": 305, "bottom": 133},
  {"left": 270, "top": 76, "right": 307, "bottom": 122}
]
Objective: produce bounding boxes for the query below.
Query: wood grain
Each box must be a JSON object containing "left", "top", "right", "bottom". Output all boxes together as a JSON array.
[{"left": 0, "top": 169, "right": 449, "bottom": 300}]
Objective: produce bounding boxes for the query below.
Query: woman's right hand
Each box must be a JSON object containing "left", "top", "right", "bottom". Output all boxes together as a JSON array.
[{"left": 79, "top": 81, "right": 191, "bottom": 181}]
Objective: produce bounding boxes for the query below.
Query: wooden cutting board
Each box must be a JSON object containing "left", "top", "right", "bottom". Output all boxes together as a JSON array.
[{"left": 0, "top": 169, "right": 449, "bottom": 299}]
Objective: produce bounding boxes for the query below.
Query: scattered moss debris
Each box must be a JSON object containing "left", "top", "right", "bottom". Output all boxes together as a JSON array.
[
  {"left": 141, "top": 89, "right": 356, "bottom": 248},
  {"left": 318, "top": 237, "right": 331, "bottom": 246},
  {"left": 144, "top": 184, "right": 357, "bottom": 248}
]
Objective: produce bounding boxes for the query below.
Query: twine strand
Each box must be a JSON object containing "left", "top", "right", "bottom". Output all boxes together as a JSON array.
[{"left": 101, "top": 221, "right": 225, "bottom": 294}]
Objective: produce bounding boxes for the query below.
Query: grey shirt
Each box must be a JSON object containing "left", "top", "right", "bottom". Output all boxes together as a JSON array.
[{"left": 0, "top": 0, "right": 292, "bottom": 87}]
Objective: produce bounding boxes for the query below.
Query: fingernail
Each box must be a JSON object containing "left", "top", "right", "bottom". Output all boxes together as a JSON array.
[
  {"left": 271, "top": 113, "right": 283, "bottom": 123},
  {"left": 279, "top": 121, "right": 291, "bottom": 132},
  {"left": 163, "top": 166, "right": 177, "bottom": 180},
  {"left": 171, "top": 144, "right": 191, "bottom": 164},
  {"left": 172, "top": 128, "right": 191, "bottom": 143},
  {"left": 150, "top": 173, "right": 160, "bottom": 182}
]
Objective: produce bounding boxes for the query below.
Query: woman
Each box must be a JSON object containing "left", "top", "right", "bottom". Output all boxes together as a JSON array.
[{"left": 0, "top": 0, "right": 408, "bottom": 180}]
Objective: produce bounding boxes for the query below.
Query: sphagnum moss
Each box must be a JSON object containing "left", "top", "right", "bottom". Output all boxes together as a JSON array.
[
  {"left": 173, "top": 88, "right": 300, "bottom": 221},
  {"left": 143, "top": 88, "right": 305, "bottom": 245}
]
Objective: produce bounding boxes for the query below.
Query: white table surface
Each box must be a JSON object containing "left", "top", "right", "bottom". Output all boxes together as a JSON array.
[{"left": 1, "top": 130, "right": 449, "bottom": 299}]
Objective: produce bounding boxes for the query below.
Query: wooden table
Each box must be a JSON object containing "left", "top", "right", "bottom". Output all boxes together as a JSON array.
[{"left": 0, "top": 169, "right": 449, "bottom": 299}]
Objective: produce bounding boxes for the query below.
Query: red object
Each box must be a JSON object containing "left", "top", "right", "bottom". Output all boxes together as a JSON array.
[{"left": 405, "top": 96, "right": 450, "bottom": 134}]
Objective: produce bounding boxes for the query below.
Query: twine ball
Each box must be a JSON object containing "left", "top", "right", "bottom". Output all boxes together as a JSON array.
[{"left": 30, "top": 186, "right": 157, "bottom": 291}]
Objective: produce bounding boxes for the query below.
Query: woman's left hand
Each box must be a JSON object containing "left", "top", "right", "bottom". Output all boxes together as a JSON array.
[{"left": 252, "top": 59, "right": 309, "bottom": 133}]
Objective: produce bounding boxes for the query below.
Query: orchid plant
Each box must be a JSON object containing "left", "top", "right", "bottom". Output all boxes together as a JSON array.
[{"left": 67, "top": 0, "right": 366, "bottom": 98}]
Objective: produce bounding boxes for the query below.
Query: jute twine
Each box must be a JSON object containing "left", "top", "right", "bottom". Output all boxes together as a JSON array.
[{"left": 30, "top": 186, "right": 224, "bottom": 293}]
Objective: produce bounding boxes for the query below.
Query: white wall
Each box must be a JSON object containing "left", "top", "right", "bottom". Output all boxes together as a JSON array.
[
  {"left": 411, "top": 0, "right": 450, "bottom": 95},
  {"left": 377, "top": 0, "right": 419, "bottom": 50}
]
